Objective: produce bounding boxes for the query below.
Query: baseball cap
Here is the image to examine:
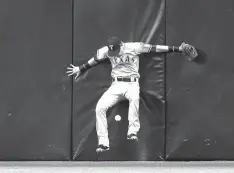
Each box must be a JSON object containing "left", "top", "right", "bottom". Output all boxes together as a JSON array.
[{"left": 107, "top": 37, "right": 122, "bottom": 57}]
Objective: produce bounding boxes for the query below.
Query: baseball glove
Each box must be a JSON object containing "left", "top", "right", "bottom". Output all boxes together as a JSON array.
[{"left": 180, "top": 42, "right": 198, "bottom": 62}]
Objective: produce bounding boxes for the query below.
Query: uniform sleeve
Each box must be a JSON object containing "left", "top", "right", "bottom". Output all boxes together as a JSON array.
[
  {"left": 95, "top": 46, "right": 108, "bottom": 62},
  {"left": 133, "top": 42, "right": 152, "bottom": 54}
]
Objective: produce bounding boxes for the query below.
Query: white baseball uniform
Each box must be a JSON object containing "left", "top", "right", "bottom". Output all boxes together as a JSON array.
[{"left": 95, "top": 42, "right": 151, "bottom": 147}]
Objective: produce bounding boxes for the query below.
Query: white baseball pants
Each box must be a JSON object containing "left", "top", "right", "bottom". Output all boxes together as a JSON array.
[{"left": 95, "top": 80, "right": 140, "bottom": 147}]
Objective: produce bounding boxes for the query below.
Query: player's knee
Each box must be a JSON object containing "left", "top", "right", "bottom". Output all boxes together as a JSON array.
[{"left": 129, "top": 97, "right": 140, "bottom": 103}]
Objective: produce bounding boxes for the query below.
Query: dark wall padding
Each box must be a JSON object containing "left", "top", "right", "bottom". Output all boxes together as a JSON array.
[
  {"left": 1, "top": 0, "right": 233, "bottom": 161},
  {"left": 72, "top": 0, "right": 166, "bottom": 161},
  {"left": 0, "top": 0, "right": 72, "bottom": 160},
  {"left": 166, "top": 0, "right": 234, "bottom": 160}
]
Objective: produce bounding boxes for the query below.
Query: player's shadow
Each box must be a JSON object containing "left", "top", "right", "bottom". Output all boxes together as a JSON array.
[{"left": 194, "top": 48, "right": 208, "bottom": 64}]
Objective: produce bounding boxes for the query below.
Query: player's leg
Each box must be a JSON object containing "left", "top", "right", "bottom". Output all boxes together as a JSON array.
[
  {"left": 95, "top": 83, "right": 123, "bottom": 152},
  {"left": 125, "top": 82, "right": 140, "bottom": 140}
]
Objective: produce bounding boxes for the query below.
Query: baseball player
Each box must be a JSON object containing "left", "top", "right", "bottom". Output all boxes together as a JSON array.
[{"left": 67, "top": 37, "right": 198, "bottom": 153}]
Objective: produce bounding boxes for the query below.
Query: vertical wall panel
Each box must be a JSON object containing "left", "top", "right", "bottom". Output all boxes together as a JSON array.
[
  {"left": 0, "top": 0, "right": 72, "bottom": 160},
  {"left": 73, "top": 0, "right": 166, "bottom": 161},
  {"left": 166, "top": 0, "right": 234, "bottom": 160}
]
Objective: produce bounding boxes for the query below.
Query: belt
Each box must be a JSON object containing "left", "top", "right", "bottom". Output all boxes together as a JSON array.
[{"left": 112, "top": 77, "right": 139, "bottom": 82}]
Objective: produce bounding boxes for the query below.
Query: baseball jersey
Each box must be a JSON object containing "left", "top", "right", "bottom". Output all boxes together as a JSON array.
[{"left": 96, "top": 42, "right": 151, "bottom": 78}]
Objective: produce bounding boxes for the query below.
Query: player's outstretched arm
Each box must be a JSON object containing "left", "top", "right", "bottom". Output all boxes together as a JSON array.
[
  {"left": 153, "top": 44, "right": 182, "bottom": 52},
  {"left": 141, "top": 43, "right": 182, "bottom": 53},
  {"left": 66, "top": 56, "right": 99, "bottom": 80},
  {"left": 139, "top": 42, "right": 198, "bottom": 61}
]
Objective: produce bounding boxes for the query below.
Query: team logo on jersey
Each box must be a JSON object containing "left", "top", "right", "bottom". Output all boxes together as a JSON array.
[
  {"left": 109, "top": 45, "right": 114, "bottom": 50},
  {"left": 113, "top": 54, "right": 137, "bottom": 64}
]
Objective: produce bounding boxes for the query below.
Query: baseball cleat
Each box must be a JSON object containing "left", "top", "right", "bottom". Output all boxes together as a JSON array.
[
  {"left": 127, "top": 134, "right": 138, "bottom": 140},
  {"left": 96, "top": 144, "right": 110, "bottom": 153}
]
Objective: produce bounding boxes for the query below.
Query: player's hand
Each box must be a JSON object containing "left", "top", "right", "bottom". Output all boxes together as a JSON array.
[
  {"left": 66, "top": 64, "right": 81, "bottom": 80},
  {"left": 179, "top": 45, "right": 182, "bottom": 51},
  {"left": 179, "top": 42, "right": 198, "bottom": 62},
  {"left": 179, "top": 43, "right": 187, "bottom": 51}
]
